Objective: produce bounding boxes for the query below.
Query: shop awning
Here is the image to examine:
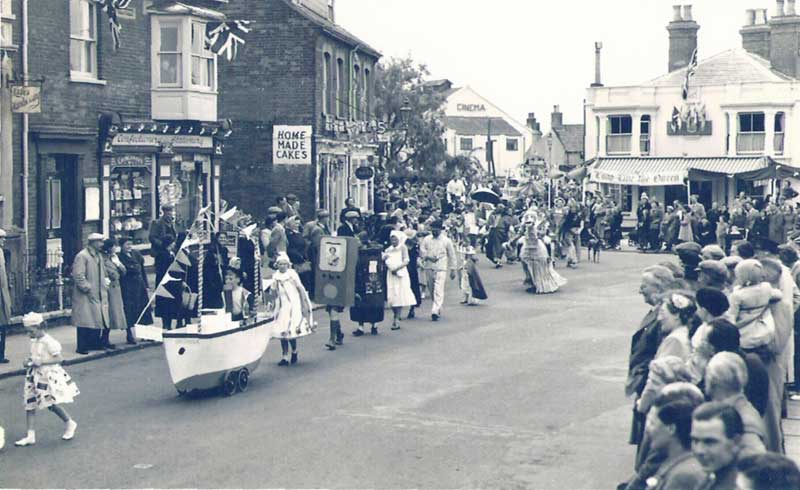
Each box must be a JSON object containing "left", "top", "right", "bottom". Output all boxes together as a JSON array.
[{"left": 589, "top": 156, "right": 777, "bottom": 186}]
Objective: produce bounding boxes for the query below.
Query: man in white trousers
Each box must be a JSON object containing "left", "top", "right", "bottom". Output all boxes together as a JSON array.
[{"left": 420, "top": 221, "right": 456, "bottom": 321}]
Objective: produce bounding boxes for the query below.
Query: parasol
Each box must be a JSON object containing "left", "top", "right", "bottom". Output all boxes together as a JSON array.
[{"left": 470, "top": 187, "right": 501, "bottom": 205}]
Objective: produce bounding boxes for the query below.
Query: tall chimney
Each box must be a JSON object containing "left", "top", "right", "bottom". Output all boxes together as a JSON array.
[
  {"left": 328, "top": 0, "right": 335, "bottom": 22},
  {"left": 667, "top": 4, "right": 700, "bottom": 72},
  {"left": 742, "top": 8, "right": 771, "bottom": 59},
  {"left": 778, "top": 0, "right": 785, "bottom": 16},
  {"left": 551, "top": 105, "right": 563, "bottom": 130},
  {"left": 592, "top": 42, "right": 604, "bottom": 87},
  {"left": 769, "top": 0, "right": 800, "bottom": 77},
  {"left": 526, "top": 113, "right": 538, "bottom": 132}
]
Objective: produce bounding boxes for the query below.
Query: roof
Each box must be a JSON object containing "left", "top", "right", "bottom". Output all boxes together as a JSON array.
[
  {"left": 283, "top": 0, "right": 381, "bottom": 58},
  {"left": 590, "top": 156, "right": 775, "bottom": 186},
  {"left": 644, "top": 49, "right": 793, "bottom": 88},
  {"left": 552, "top": 124, "right": 584, "bottom": 154},
  {"left": 443, "top": 117, "right": 522, "bottom": 137}
]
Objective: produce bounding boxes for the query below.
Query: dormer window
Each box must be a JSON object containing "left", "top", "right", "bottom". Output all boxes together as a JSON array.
[{"left": 150, "top": 6, "right": 221, "bottom": 121}]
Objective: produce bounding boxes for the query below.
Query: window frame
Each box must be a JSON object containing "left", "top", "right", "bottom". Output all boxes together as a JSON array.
[
  {"left": 460, "top": 137, "right": 474, "bottom": 152},
  {"left": 736, "top": 112, "right": 766, "bottom": 154},
  {"left": 774, "top": 112, "right": 786, "bottom": 155},
  {"left": 606, "top": 114, "right": 633, "bottom": 155},
  {"left": 506, "top": 138, "right": 519, "bottom": 152},
  {"left": 45, "top": 176, "right": 62, "bottom": 232},
  {"left": 363, "top": 67, "right": 370, "bottom": 119},
  {"left": 323, "top": 52, "right": 332, "bottom": 115},
  {"left": 639, "top": 115, "right": 651, "bottom": 155},
  {"left": 69, "top": 0, "right": 99, "bottom": 81},
  {"left": 336, "top": 58, "right": 346, "bottom": 118},
  {"left": 190, "top": 21, "right": 215, "bottom": 90},
  {"left": 156, "top": 19, "right": 183, "bottom": 88}
]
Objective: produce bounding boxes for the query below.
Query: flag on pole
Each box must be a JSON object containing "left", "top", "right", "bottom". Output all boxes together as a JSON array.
[
  {"left": 99, "top": 0, "right": 131, "bottom": 51},
  {"left": 670, "top": 107, "right": 681, "bottom": 133},
  {"left": 681, "top": 48, "right": 698, "bottom": 100},
  {"left": 220, "top": 206, "right": 238, "bottom": 221},
  {"left": 205, "top": 21, "right": 252, "bottom": 62}
]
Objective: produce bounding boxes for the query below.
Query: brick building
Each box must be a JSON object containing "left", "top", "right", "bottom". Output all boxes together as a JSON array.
[
  {"left": 0, "top": 0, "right": 230, "bottom": 311},
  {"left": 217, "top": 0, "right": 382, "bottom": 227}
]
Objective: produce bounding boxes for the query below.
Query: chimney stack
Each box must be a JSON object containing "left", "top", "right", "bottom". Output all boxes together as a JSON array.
[
  {"left": 592, "top": 42, "right": 604, "bottom": 87},
  {"left": 777, "top": 0, "right": 785, "bottom": 16},
  {"left": 741, "top": 7, "right": 771, "bottom": 59},
  {"left": 769, "top": 0, "right": 800, "bottom": 77},
  {"left": 527, "top": 113, "right": 542, "bottom": 135},
  {"left": 551, "top": 106, "right": 563, "bottom": 130},
  {"left": 667, "top": 4, "right": 700, "bottom": 72}
]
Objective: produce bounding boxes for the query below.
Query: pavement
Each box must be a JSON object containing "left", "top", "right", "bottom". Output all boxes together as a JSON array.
[{"left": 0, "top": 250, "right": 792, "bottom": 489}]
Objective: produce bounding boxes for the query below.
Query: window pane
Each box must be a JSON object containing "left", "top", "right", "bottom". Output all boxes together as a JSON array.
[
  {"left": 51, "top": 180, "right": 62, "bottom": 230},
  {"left": 160, "top": 25, "right": 179, "bottom": 52},
  {"left": 753, "top": 113, "right": 765, "bottom": 132},
  {"left": 739, "top": 114, "right": 752, "bottom": 132},
  {"left": 610, "top": 117, "right": 620, "bottom": 134},
  {"left": 621, "top": 116, "right": 632, "bottom": 134},
  {"left": 776, "top": 113, "right": 785, "bottom": 133},
  {"left": 206, "top": 58, "right": 214, "bottom": 88},
  {"left": 70, "top": 39, "right": 84, "bottom": 71},
  {"left": 83, "top": 40, "right": 93, "bottom": 73},
  {"left": 87, "top": 2, "right": 95, "bottom": 38},
  {"left": 160, "top": 54, "right": 181, "bottom": 84},
  {"left": 191, "top": 23, "right": 203, "bottom": 54},
  {"left": 70, "top": 0, "right": 83, "bottom": 36}
]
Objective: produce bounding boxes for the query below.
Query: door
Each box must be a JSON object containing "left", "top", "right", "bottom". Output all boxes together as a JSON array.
[{"left": 49, "top": 155, "right": 80, "bottom": 268}]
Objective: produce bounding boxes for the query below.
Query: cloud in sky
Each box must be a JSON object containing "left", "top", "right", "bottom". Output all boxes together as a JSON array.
[{"left": 336, "top": 0, "right": 774, "bottom": 131}]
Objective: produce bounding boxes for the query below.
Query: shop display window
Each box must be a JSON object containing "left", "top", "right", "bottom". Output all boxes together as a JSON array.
[
  {"left": 109, "top": 162, "right": 154, "bottom": 245},
  {"left": 161, "top": 156, "right": 208, "bottom": 232}
]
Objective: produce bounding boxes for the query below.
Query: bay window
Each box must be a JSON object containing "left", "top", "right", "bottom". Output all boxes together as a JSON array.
[
  {"left": 69, "top": 0, "right": 98, "bottom": 79},
  {"left": 158, "top": 22, "right": 182, "bottom": 86},
  {"left": 191, "top": 22, "right": 214, "bottom": 89},
  {"left": 737, "top": 112, "right": 766, "bottom": 154}
]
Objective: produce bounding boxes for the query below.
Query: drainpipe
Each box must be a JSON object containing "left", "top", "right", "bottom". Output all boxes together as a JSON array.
[{"left": 22, "top": 0, "right": 29, "bottom": 287}]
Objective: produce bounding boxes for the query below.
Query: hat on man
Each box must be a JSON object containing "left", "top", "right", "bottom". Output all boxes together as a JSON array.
[
  {"left": 88, "top": 232, "right": 105, "bottom": 242},
  {"left": 696, "top": 287, "right": 730, "bottom": 317},
  {"left": 696, "top": 260, "right": 729, "bottom": 285},
  {"left": 161, "top": 203, "right": 175, "bottom": 211},
  {"left": 286, "top": 193, "right": 298, "bottom": 201},
  {"left": 675, "top": 241, "right": 702, "bottom": 256},
  {"left": 701, "top": 244, "right": 726, "bottom": 261},
  {"left": 316, "top": 208, "right": 330, "bottom": 218},
  {"left": 721, "top": 255, "right": 743, "bottom": 272},
  {"left": 267, "top": 206, "right": 283, "bottom": 215},
  {"left": 344, "top": 210, "right": 359, "bottom": 220}
]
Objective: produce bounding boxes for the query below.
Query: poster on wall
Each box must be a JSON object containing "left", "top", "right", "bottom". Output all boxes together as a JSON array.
[
  {"left": 10, "top": 85, "right": 41, "bottom": 113},
  {"left": 273, "top": 125, "right": 312, "bottom": 165}
]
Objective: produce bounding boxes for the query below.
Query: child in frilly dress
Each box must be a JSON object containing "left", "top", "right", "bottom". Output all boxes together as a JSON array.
[{"left": 15, "top": 312, "right": 79, "bottom": 446}]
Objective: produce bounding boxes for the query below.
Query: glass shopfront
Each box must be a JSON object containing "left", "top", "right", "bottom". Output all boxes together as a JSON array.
[{"left": 108, "top": 155, "right": 156, "bottom": 245}]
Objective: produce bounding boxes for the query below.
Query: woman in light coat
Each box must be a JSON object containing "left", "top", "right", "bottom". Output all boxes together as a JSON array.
[
  {"left": 71, "top": 234, "right": 109, "bottom": 354},
  {"left": 101, "top": 239, "right": 127, "bottom": 349}
]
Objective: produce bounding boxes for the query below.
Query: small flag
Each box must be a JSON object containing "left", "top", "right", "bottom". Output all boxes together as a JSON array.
[
  {"left": 220, "top": 206, "right": 238, "bottom": 221},
  {"left": 155, "top": 285, "right": 174, "bottom": 299},
  {"left": 99, "top": 0, "right": 131, "bottom": 51},
  {"left": 167, "top": 261, "right": 185, "bottom": 274},
  {"left": 242, "top": 223, "right": 258, "bottom": 238},
  {"left": 176, "top": 250, "right": 192, "bottom": 266},
  {"left": 670, "top": 107, "right": 681, "bottom": 133},
  {"left": 681, "top": 48, "right": 698, "bottom": 100},
  {"left": 205, "top": 21, "right": 253, "bottom": 62}
]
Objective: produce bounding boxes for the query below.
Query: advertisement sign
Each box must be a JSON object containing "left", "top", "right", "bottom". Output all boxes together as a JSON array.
[
  {"left": 10, "top": 85, "right": 41, "bottom": 113},
  {"left": 112, "top": 133, "right": 213, "bottom": 149},
  {"left": 591, "top": 168, "right": 686, "bottom": 187},
  {"left": 354, "top": 166, "right": 374, "bottom": 180},
  {"left": 273, "top": 125, "right": 312, "bottom": 165}
]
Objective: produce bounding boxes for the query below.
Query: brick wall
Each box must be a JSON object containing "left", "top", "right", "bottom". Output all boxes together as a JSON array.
[{"left": 218, "top": 0, "right": 379, "bottom": 223}]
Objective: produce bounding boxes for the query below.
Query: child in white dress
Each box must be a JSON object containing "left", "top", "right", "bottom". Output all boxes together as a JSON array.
[{"left": 15, "top": 312, "right": 79, "bottom": 446}]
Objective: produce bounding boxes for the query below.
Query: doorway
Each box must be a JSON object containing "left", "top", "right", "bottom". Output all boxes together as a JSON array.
[{"left": 45, "top": 155, "right": 80, "bottom": 268}]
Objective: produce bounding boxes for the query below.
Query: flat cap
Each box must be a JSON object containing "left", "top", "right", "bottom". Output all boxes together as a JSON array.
[
  {"left": 88, "top": 232, "right": 106, "bottom": 242},
  {"left": 696, "top": 260, "right": 729, "bottom": 284},
  {"left": 344, "top": 210, "right": 359, "bottom": 219},
  {"left": 675, "top": 241, "right": 702, "bottom": 256},
  {"left": 701, "top": 244, "right": 726, "bottom": 261}
]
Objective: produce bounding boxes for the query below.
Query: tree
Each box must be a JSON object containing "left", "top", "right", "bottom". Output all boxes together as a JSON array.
[{"left": 374, "top": 57, "right": 448, "bottom": 179}]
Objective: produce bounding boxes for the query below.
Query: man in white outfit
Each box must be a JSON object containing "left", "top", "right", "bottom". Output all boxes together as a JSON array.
[{"left": 420, "top": 221, "right": 456, "bottom": 321}]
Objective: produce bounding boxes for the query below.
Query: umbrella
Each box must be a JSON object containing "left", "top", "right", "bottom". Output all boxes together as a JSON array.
[{"left": 470, "top": 187, "right": 501, "bottom": 205}]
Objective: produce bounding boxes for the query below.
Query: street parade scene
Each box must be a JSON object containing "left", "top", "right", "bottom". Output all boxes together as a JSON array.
[{"left": 8, "top": 1, "right": 800, "bottom": 489}]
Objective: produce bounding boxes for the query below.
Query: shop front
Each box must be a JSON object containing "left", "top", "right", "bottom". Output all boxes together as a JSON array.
[
  {"left": 100, "top": 123, "right": 224, "bottom": 257},
  {"left": 589, "top": 156, "right": 778, "bottom": 223}
]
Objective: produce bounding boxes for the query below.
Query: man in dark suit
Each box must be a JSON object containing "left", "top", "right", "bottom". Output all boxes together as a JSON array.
[
  {"left": 337, "top": 210, "right": 359, "bottom": 237},
  {"left": 149, "top": 203, "right": 177, "bottom": 285},
  {"left": 627, "top": 265, "right": 675, "bottom": 460}
]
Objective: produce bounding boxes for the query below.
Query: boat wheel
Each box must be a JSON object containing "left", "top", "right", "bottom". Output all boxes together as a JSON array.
[
  {"left": 222, "top": 372, "right": 238, "bottom": 397},
  {"left": 237, "top": 368, "right": 249, "bottom": 393},
  {"left": 176, "top": 388, "right": 187, "bottom": 397}
]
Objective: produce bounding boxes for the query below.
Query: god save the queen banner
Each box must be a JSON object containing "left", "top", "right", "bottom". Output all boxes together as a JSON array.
[
  {"left": 273, "top": 125, "right": 312, "bottom": 165},
  {"left": 591, "top": 168, "right": 687, "bottom": 187}
]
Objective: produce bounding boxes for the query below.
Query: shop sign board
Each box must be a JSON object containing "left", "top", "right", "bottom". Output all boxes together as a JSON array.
[
  {"left": 111, "top": 155, "right": 154, "bottom": 170},
  {"left": 273, "top": 125, "right": 312, "bottom": 164},
  {"left": 457, "top": 103, "right": 486, "bottom": 112},
  {"left": 10, "top": 85, "right": 41, "bottom": 113},
  {"left": 354, "top": 166, "right": 374, "bottom": 180},
  {"left": 591, "top": 168, "right": 687, "bottom": 187},
  {"left": 112, "top": 133, "right": 213, "bottom": 149}
]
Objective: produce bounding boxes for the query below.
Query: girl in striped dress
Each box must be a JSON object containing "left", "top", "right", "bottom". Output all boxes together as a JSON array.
[{"left": 15, "top": 312, "right": 79, "bottom": 446}]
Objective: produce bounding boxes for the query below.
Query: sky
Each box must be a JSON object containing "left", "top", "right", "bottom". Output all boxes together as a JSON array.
[{"left": 336, "top": 0, "right": 775, "bottom": 131}]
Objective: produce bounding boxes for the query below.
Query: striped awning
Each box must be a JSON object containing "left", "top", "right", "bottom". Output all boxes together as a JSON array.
[{"left": 590, "top": 156, "right": 774, "bottom": 187}]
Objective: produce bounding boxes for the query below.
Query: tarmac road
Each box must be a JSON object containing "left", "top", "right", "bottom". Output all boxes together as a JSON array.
[{"left": 0, "top": 251, "right": 658, "bottom": 489}]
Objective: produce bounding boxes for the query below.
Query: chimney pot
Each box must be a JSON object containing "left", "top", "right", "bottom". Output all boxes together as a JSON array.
[
  {"left": 746, "top": 9, "right": 756, "bottom": 25},
  {"left": 755, "top": 8, "right": 768, "bottom": 24},
  {"left": 683, "top": 5, "right": 693, "bottom": 21},
  {"left": 667, "top": 4, "right": 700, "bottom": 72},
  {"left": 789, "top": 0, "right": 796, "bottom": 15},
  {"left": 672, "top": 5, "right": 683, "bottom": 21},
  {"left": 777, "top": 0, "right": 785, "bottom": 16}
]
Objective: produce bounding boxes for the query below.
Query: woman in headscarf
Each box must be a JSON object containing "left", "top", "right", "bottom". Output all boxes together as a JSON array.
[{"left": 267, "top": 253, "right": 314, "bottom": 366}]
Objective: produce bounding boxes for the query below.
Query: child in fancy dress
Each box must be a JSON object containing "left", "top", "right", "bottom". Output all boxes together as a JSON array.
[
  {"left": 459, "top": 245, "right": 487, "bottom": 305},
  {"left": 223, "top": 259, "right": 253, "bottom": 322},
  {"left": 15, "top": 312, "right": 79, "bottom": 446}
]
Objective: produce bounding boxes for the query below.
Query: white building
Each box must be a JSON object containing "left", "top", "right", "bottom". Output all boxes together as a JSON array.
[
  {"left": 586, "top": 4, "right": 798, "bottom": 217},
  {"left": 435, "top": 84, "right": 533, "bottom": 177}
]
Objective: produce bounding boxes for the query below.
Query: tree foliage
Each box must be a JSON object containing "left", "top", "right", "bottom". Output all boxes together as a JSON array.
[{"left": 374, "top": 57, "right": 448, "bottom": 178}]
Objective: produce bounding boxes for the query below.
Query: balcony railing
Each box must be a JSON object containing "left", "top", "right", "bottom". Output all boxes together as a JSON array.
[
  {"left": 639, "top": 135, "right": 651, "bottom": 156},
  {"left": 606, "top": 134, "right": 632, "bottom": 155},
  {"left": 774, "top": 133, "right": 785, "bottom": 155},
  {"left": 736, "top": 132, "right": 766, "bottom": 154}
]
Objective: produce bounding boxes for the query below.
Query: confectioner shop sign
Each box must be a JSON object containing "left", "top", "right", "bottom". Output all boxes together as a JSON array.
[
  {"left": 273, "top": 125, "right": 312, "bottom": 165},
  {"left": 112, "top": 133, "right": 213, "bottom": 149},
  {"left": 111, "top": 155, "right": 155, "bottom": 169}
]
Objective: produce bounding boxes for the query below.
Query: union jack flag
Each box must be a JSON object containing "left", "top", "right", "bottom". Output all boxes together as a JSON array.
[
  {"left": 681, "top": 48, "right": 698, "bottom": 100},
  {"left": 206, "top": 21, "right": 253, "bottom": 62},
  {"left": 98, "top": 0, "right": 131, "bottom": 51}
]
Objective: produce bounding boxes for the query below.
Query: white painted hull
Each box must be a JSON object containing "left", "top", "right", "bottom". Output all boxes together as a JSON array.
[{"left": 163, "top": 310, "right": 274, "bottom": 392}]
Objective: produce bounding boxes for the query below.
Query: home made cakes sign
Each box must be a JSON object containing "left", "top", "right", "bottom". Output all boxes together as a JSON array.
[{"left": 273, "top": 125, "right": 312, "bottom": 165}]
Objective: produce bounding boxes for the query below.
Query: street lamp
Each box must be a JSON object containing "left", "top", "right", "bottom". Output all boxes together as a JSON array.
[{"left": 399, "top": 98, "right": 412, "bottom": 127}]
